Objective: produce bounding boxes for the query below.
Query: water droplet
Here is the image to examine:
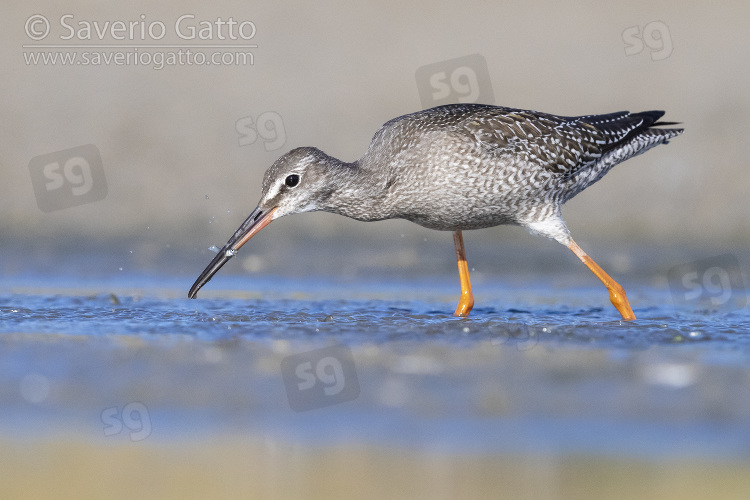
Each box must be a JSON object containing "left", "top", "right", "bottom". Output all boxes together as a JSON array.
[
  {"left": 208, "top": 245, "right": 220, "bottom": 253},
  {"left": 225, "top": 249, "right": 236, "bottom": 258}
]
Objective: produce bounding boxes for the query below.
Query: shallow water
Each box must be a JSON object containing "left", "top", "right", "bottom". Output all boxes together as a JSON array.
[{"left": 2, "top": 272, "right": 750, "bottom": 465}]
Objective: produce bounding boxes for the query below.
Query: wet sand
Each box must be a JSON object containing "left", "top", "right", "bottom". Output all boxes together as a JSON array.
[{"left": 2, "top": 436, "right": 749, "bottom": 499}]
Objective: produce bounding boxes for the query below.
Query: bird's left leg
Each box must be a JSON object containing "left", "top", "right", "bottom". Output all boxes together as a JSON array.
[{"left": 452, "top": 230, "right": 474, "bottom": 317}]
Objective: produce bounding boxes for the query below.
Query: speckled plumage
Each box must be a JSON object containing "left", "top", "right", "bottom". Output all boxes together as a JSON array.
[
  {"left": 189, "top": 103, "right": 683, "bottom": 319},
  {"left": 259, "top": 103, "right": 683, "bottom": 245}
]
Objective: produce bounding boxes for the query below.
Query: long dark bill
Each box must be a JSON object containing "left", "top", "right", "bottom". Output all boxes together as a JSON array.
[{"left": 188, "top": 206, "right": 278, "bottom": 299}]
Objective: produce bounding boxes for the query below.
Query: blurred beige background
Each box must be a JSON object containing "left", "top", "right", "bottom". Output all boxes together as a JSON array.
[{"left": 1, "top": 0, "right": 748, "bottom": 275}]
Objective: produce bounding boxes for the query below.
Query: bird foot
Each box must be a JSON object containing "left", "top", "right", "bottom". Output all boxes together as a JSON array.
[
  {"left": 453, "top": 295, "right": 474, "bottom": 317},
  {"left": 608, "top": 286, "right": 636, "bottom": 321}
]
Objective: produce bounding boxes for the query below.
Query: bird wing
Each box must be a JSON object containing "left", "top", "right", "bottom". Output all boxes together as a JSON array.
[{"left": 458, "top": 108, "right": 670, "bottom": 177}]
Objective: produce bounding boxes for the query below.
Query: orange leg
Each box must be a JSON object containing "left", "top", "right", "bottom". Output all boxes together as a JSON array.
[
  {"left": 567, "top": 239, "right": 635, "bottom": 321},
  {"left": 452, "top": 230, "right": 474, "bottom": 317}
]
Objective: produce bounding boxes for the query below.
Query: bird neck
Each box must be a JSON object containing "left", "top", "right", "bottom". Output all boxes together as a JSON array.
[{"left": 320, "top": 157, "right": 390, "bottom": 222}]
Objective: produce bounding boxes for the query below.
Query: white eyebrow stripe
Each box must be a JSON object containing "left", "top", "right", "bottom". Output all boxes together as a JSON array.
[{"left": 264, "top": 182, "right": 283, "bottom": 201}]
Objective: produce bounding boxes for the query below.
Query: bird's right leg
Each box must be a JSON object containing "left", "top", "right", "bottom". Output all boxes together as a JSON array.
[
  {"left": 525, "top": 217, "right": 635, "bottom": 321},
  {"left": 567, "top": 238, "right": 636, "bottom": 321},
  {"left": 452, "top": 230, "right": 474, "bottom": 317}
]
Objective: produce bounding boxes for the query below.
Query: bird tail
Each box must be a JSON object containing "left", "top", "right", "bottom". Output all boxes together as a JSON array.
[
  {"left": 596, "top": 112, "right": 683, "bottom": 171},
  {"left": 633, "top": 111, "right": 684, "bottom": 144},
  {"left": 560, "top": 111, "right": 684, "bottom": 203}
]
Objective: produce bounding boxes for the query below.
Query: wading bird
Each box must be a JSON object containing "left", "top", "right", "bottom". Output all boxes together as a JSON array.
[{"left": 189, "top": 104, "right": 682, "bottom": 320}]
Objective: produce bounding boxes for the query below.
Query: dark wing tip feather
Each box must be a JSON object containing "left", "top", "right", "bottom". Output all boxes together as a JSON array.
[
  {"left": 629, "top": 110, "right": 665, "bottom": 127},
  {"left": 580, "top": 110, "right": 683, "bottom": 153}
]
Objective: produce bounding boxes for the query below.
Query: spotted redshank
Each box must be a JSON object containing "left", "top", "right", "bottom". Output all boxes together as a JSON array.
[{"left": 189, "top": 104, "right": 683, "bottom": 320}]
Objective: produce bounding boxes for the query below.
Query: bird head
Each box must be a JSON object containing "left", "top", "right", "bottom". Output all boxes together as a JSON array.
[
  {"left": 187, "top": 147, "right": 340, "bottom": 298},
  {"left": 256, "top": 147, "right": 340, "bottom": 219}
]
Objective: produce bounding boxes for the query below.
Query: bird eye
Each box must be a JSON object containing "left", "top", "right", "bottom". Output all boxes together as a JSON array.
[{"left": 285, "top": 174, "right": 300, "bottom": 188}]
